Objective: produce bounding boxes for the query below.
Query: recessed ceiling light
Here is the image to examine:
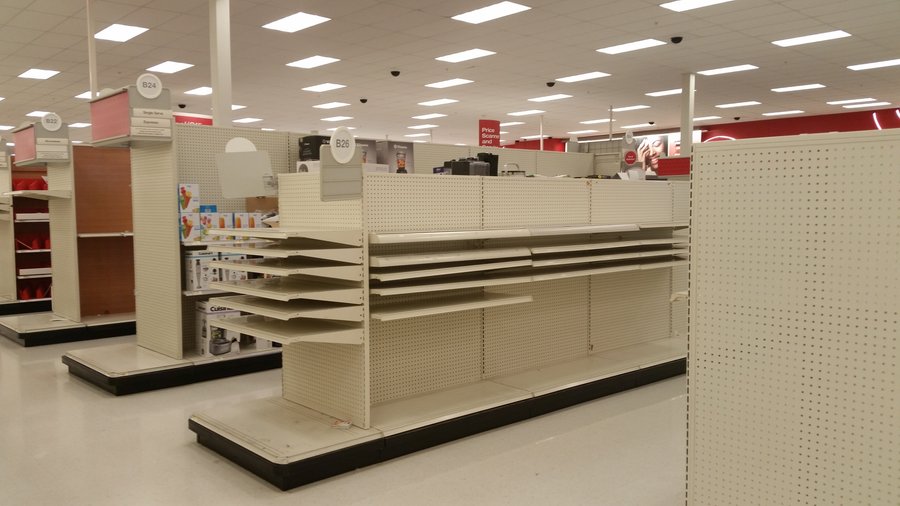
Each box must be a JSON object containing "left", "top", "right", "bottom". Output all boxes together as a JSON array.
[
  {"left": 772, "top": 30, "right": 851, "bottom": 47},
  {"left": 146, "top": 61, "right": 193, "bottom": 74},
  {"left": 321, "top": 116, "right": 353, "bottom": 122},
  {"left": 412, "top": 113, "right": 447, "bottom": 120},
  {"left": 843, "top": 101, "right": 891, "bottom": 109},
  {"left": 528, "top": 94, "right": 572, "bottom": 102},
  {"left": 659, "top": 0, "right": 734, "bottom": 12},
  {"left": 405, "top": 133, "right": 431, "bottom": 138},
  {"left": 287, "top": 55, "right": 340, "bottom": 69},
  {"left": 263, "top": 12, "right": 330, "bottom": 33},
  {"left": 499, "top": 121, "right": 525, "bottom": 126},
  {"left": 71, "top": 140, "right": 84, "bottom": 144},
  {"left": 452, "top": 2, "right": 531, "bottom": 24},
  {"left": 18, "top": 68, "right": 59, "bottom": 80},
  {"left": 771, "top": 83, "right": 825, "bottom": 93},
  {"left": 26, "top": 111, "right": 51, "bottom": 117},
  {"left": 507, "top": 109, "right": 544, "bottom": 116},
  {"left": 580, "top": 119, "right": 614, "bottom": 124},
  {"left": 698, "top": 64, "right": 758, "bottom": 76},
  {"left": 499, "top": 131, "right": 508, "bottom": 134},
  {"left": 185, "top": 87, "right": 213, "bottom": 96},
  {"left": 418, "top": 98, "right": 459, "bottom": 106},
  {"left": 0, "top": 97, "right": 4, "bottom": 102},
  {"left": 261, "top": 128, "right": 275, "bottom": 131},
  {"left": 0, "top": 125, "right": 14, "bottom": 131},
  {"left": 567, "top": 129, "right": 599, "bottom": 134},
  {"left": 715, "top": 101, "right": 761, "bottom": 108},
  {"left": 597, "top": 39, "right": 666, "bottom": 55},
  {"left": 69, "top": 122, "right": 91, "bottom": 128},
  {"left": 826, "top": 98, "right": 875, "bottom": 105},
  {"left": 556, "top": 71, "right": 610, "bottom": 83},
  {"left": 435, "top": 48, "right": 496, "bottom": 63},
  {"left": 233, "top": 118, "right": 262, "bottom": 123},
  {"left": 313, "top": 102, "right": 350, "bottom": 109},
  {"left": 5, "top": 143, "right": 14, "bottom": 146},
  {"left": 520, "top": 134, "right": 549, "bottom": 139},
  {"left": 425, "top": 78, "right": 473, "bottom": 88},
  {"left": 645, "top": 88, "right": 682, "bottom": 97},
  {"left": 302, "top": 82, "right": 345, "bottom": 92},
  {"left": 578, "top": 137, "right": 622, "bottom": 143},
  {"left": 75, "top": 91, "right": 93, "bottom": 99},
  {"left": 611, "top": 105, "right": 650, "bottom": 112},
  {"left": 455, "top": 143, "right": 467, "bottom": 146},
  {"left": 412, "top": 140, "right": 428, "bottom": 143},
  {"left": 408, "top": 124, "right": 439, "bottom": 129},
  {"left": 762, "top": 110, "right": 804, "bottom": 116},
  {"left": 94, "top": 24, "right": 148, "bottom": 42},
  {"left": 231, "top": 105, "right": 246, "bottom": 110},
  {"left": 327, "top": 126, "right": 356, "bottom": 131},
  {"left": 693, "top": 116, "right": 722, "bottom": 121},
  {"left": 622, "top": 123, "right": 653, "bottom": 129},
  {"left": 847, "top": 59, "right": 900, "bottom": 71}
]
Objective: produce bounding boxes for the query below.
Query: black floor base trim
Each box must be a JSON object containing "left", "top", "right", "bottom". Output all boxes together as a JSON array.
[
  {"left": 63, "top": 351, "right": 282, "bottom": 396},
  {"left": 189, "top": 358, "right": 686, "bottom": 490},
  {"left": 0, "top": 320, "right": 136, "bottom": 347},
  {"left": 0, "top": 299, "right": 51, "bottom": 316}
]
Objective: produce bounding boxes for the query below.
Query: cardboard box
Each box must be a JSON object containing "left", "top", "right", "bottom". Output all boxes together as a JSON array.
[
  {"left": 218, "top": 253, "right": 249, "bottom": 282},
  {"left": 184, "top": 251, "right": 219, "bottom": 291},
  {"left": 245, "top": 197, "right": 278, "bottom": 213},
  {"left": 180, "top": 213, "right": 202, "bottom": 243},
  {"left": 178, "top": 183, "right": 200, "bottom": 213},
  {"left": 232, "top": 212, "right": 250, "bottom": 230},
  {"left": 196, "top": 300, "right": 240, "bottom": 357}
]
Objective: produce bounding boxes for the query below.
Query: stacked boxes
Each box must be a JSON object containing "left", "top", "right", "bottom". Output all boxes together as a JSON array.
[{"left": 178, "top": 183, "right": 266, "bottom": 243}]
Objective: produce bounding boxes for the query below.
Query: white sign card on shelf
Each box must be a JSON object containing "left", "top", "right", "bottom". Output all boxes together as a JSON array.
[
  {"left": 136, "top": 73, "right": 163, "bottom": 100},
  {"left": 216, "top": 137, "right": 277, "bottom": 198},
  {"left": 321, "top": 126, "right": 362, "bottom": 201}
]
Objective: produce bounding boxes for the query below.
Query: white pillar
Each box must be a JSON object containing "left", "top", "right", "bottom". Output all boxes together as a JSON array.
[
  {"left": 608, "top": 105, "right": 613, "bottom": 140},
  {"left": 539, "top": 115, "right": 544, "bottom": 151},
  {"left": 209, "top": 0, "right": 233, "bottom": 125},
  {"left": 680, "top": 73, "right": 696, "bottom": 156},
  {"left": 86, "top": 0, "right": 98, "bottom": 98}
]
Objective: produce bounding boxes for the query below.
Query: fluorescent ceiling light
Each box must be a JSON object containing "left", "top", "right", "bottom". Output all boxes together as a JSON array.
[
  {"left": 94, "top": 24, "right": 148, "bottom": 42},
  {"left": 436, "top": 48, "right": 496, "bottom": 63},
  {"left": 0, "top": 97, "right": 4, "bottom": 102},
  {"left": 418, "top": 98, "right": 459, "bottom": 106},
  {"left": 18, "top": 68, "right": 59, "bottom": 80},
  {"left": 287, "top": 55, "right": 340, "bottom": 69},
  {"left": 567, "top": 129, "right": 598, "bottom": 134},
  {"left": 715, "top": 101, "right": 761, "bottom": 108},
  {"left": 611, "top": 105, "right": 650, "bottom": 112},
  {"left": 556, "top": 71, "right": 610, "bottom": 83},
  {"left": 233, "top": 118, "right": 262, "bottom": 123},
  {"left": 826, "top": 98, "right": 875, "bottom": 105},
  {"left": 405, "top": 133, "right": 430, "bottom": 138},
  {"left": 843, "top": 101, "right": 891, "bottom": 109},
  {"left": 622, "top": 123, "right": 653, "bottom": 129},
  {"left": 499, "top": 131, "right": 509, "bottom": 134},
  {"left": 321, "top": 116, "right": 353, "bottom": 122},
  {"left": 75, "top": 91, "right": 93, "bottom": 99},
  {"left": 0, "top": 125, "right": 14, "bottom": 131},
  {"left": 412, "top": 140, "right": 427, "bottom": 143},
  {"left": 847, "top": 59, "right": 900, "bottom": 71},
  {"left": 69, "top": 122, "right": 91, "bottom": 128},
  {"left": 302, "top": 82, "right": 345, "bottom": 92},
  {"left": 521, "top": 134, "right": 549, "bottom": 140},
  {"left": 660, "top": 0, "right": 734, "bottom": 12},
  {"left": 645, "top": 88, "right": 682, "bottom": 97},
  {"left": 698, "top": 64, "right": 758, "bottom": 76},
  {"left": 71, "top": 140, "right": 83, "bottom": 144},
  {"left": 772, "top": 30, "right": 851, "bottom": 47},
  {"left": 452, "top": 2, "right": 531, "bottom": 24},
  {"left": 412, "top": 113, "right": 447, "bottom": 120},
  {"left": 5, "top": 143, "right": 13, "bottom": 146},
  {"left": 528, "top": 94, "right": 572, "bottom": 102},
  {"left": 499, "top": 121, "right": 525, "bottom": 126},
  {"left": 693, "top": 116, "right": 721, "bottom": 121},
  {"left": 261, "top": 128, "right": 275, "bottom": 131},
  {"left": 507, "top": 109, "right": 544, "bottom": 116},
  {"left": 408, "top": 124, "right": 439, "bottom": 129},
  {"left": 26, "top": 111, "right": 51, "bottom": 117},
  {"left": 313, "top": 102, "right": 350, "bottom": 109},
  {"left": 578, "top": 137, "right": 622, "bottom": 143},
  {"left": 762, "top": 110, "right": 804, "bottom": 116},
  {"left": 146, "top": 61, "right": 193, "bottom": 74},
  {"left": 263, "top": 12, "right": 329, "bottom": 33},
  {"left": 580, "top": 119, "right": 614, "bottom": 124},
  {"left": 771, "top": 83, "right": 825, "bottom": 93},
  {"left": 185, "top": 87, "right": 213, "bottom": 95},
  {"left": 231, "top": 105, "right": 246, "bottom": 110},
  {"left": 597, "top": 39, "right": 665, "bottom": 55},
  {"left": 426, "top": 78, "right": 473, "bottom": 88},
  {"left": 327, "top": 127, "right": 356, "bottom": 131},
  {"left": 455, "top": 143, "right": 467, "bottom": 146}
]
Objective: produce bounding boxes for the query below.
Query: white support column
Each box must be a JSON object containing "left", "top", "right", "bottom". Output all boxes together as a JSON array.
[
  {"left": 209, "top": 0, "right": 233, "bottom": 125},
  {"left": 539, "top": 115, "right": 544, "bottom": 151},
  {"left": 86, "top": 0, "right": 98, "bottom": 98},
  {"left": 680, "top": 73, "right": 696, "bottom": 156},
  {"left": 608, "top": 105, "right": 613, "bottom": 140}
]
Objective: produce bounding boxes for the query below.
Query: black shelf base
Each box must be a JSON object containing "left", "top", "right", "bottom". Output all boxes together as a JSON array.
[
  {"left": 0, "top": 320, "right": 135, "bottom": 347},
  {"left": 189, "top": 358, "right": 686, "bottom": 491},
  {"left": 0, "top": 299, "right": 51, "bottom": 316},
  {"left": 63, "top": 351, "right": 283, "bottom": 396}
]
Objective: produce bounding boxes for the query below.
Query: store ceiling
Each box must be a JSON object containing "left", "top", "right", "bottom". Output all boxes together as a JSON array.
[{"left": 0, "top": 0, "right": 898, "bottom": 145}]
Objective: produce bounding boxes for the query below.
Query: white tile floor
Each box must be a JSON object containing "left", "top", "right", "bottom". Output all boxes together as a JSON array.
[{"left": 0, "top": 335, "right": 687, "bottom": 505}]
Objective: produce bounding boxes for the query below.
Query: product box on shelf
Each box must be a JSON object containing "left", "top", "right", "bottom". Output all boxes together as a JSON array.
[
  {"left": 180, "top": 213, "right": 202, "bottom": 243},
  {"left": 184, "top": 251, "right": 219, "bottom": 291},
  {"left": 218, "top": 253, "right": 249, "bottom": 282},
  {"left": 196, "top": 300, "right": 240, "bottom": 357},
  {"left": 376, "top": 140, "right": 414, "bottom": 173},
  {"left": 363, "top": 163, "right": 389, "bottom": 173},
  {"left": 200, "top": 212, "right": 233, "bottom": 241},
  {"left": 178, "top": 183, "right": 200, "bottom": 213},
  {"left": 232, "top": 212, "right": 250, "bottom": 230},
  {"left": 249, "top": 212, "right": 265, "bottom": 228}
]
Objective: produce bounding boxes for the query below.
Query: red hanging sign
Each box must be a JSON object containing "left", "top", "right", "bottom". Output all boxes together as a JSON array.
[{"left": 478, "top": 119, "right": 500, "bottom": 147}]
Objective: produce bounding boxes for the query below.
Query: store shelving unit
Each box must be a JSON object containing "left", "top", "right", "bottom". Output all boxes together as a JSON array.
[{"left": 189, "top": 173, "right": 689, "bottom": 489}]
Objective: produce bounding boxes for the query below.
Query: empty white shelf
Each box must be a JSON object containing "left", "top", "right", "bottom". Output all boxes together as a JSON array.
[
  {"left": 638, "top": 221, "right": 689, "bottom": 229},
  {"left": 370, "top": 259, "right": 532, "bottom": 282},
  {"left": 183, "top": 288, "right": 231, "bottom": 297},
  {"left": 371, "top": 272, "right": 533, "bottom": 296},
  {"left": 531, "top": 247, "right": 688, "bottom": 268},
  {"left": 371, "top": 293, "right": 533, "bottom": 321},
  {"left": 207, "top": 227, "right": 362, "bottom": 246},
  {"left": 212, "top": 315, "right": 363, "bottom": 345},
  {"left": 530, "top": 237, "right": 687, "bottom": 255},
  {"left": 17, "top": 274, "right": 52, "bottom": 280},
  {"left": 77, "top": 232, "right": 134, "bottom": 238},
  {"left": 211, "top": 278, "right": 364, "bottom": 304},
  {"left": 211, "top": 295, "right": 363, "bottom": 322},
  {"left": 370, "top": 247, "right": 531, "bottom": 268},
  {"left": 531, "top": 259, "right": 688, "bottom": 282},
  {"left": 209, "top": 242, "right": 363, "bottom": 264},
  {"left": 210, "top": 259, "right": 364, "bottom": 282},
  {"left": 16, "top": 249, "right": 51, "bottom": 254},
  {"left": 370, "top": 228, "right": 531, "bottom": 244},
  {"left": 14, "top": 218, "right": 49, "bottom": 223},
  {"left": 4, "top": 190, "right": 72, "bottom": 200},
  {"left": 528, "top": 224, "right": 639, "bottom": 236}
]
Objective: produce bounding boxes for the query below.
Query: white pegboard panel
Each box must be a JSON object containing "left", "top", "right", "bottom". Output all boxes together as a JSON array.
[
  {"left": 483, "top": 278, "right": 589, "bottom": 378},
  {"left": 364, "top": 173, "right": 482, "bottom": 233},
  {"left": 534, "top": 150, "right": 594, "bottom": 178},
  {"left": 131, "top": 142, "right": 184, "bottom": 358},
  {"left": 282, "top": 341, "right": 369, "bottom": 428},
  {"left": 278, "top": 173, "right": 362, "bottom": 230},
  {"left": 174, "top": 124, "right": 291, "bottom": 213},
  {"left": 687, "top": 130, "right": 900, "bottom": 506},
  {"left": 671, "top": 181, "right": 690, "bottom": 223},
  {"left": 47, "top": 160, "right": 80, "bottom": 321},
  {"left": 483, "top": 177, "right": 590, "bottom": 228},
  {"left": 590, "top": 269, "right": 672, "bottom": 353},
  {"left": 0, "top": 156, "right": 15, "bottom": 300},
  {"left": 370, "top": 300, "right": 483, "bottom": 404},
  {"left": 670, "top": 264, "right": 688, "bottom": 340},
  {"left": 412, "top": 143, "right": 469, "bottom": 174},
  {"left": 591, "top": 180, "right": 673, "bottom": 225}
]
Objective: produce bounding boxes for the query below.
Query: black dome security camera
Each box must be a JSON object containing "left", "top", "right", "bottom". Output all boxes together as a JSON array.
[
  {"left": 390, "top": 70, "right": 400, "bottom": 77},
  {"left": 648, "top": 121, "right": 655, "bottom": 125},
  {"left": 546, "top": 81, "right": 555, "bottom": 87},
  {"left": 670, "top": 36, "right": 683, "bottom": 44},
  {"left": 360, "top": 98, "right": 368, "bottom": 104},
  {"left": 177, "top": 103, "right": 186, "bottom": 109},
  {"left": 734, "top": 116, "right": 741, "bottom": 121}
]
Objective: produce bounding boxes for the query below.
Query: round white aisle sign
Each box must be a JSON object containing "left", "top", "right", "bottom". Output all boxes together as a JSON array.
[
  {"left": 41, "top": 112, "right": 62, "bottom": 132},
  {"left": 136, "top": 73, "right": 163, "bottom": 99},
  {"left": 329, "top": 126, "right": 356, "bottom": 164}
]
